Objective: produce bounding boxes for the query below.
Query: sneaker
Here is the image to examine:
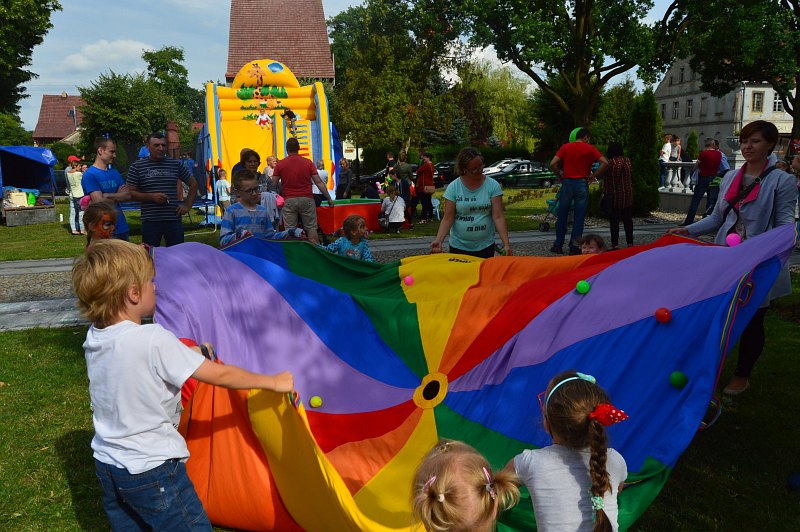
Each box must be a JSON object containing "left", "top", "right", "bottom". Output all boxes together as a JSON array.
[
  {"left": 722, "top": 377, "right": 750, "bottom": 396},
  {"left": 550, "top": 245, "right": 563, "bottom": 254}
]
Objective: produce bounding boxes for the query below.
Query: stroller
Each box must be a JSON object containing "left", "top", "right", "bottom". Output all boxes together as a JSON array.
[{"left": 538, "top": 188, "right": 561, "bottom": 232}]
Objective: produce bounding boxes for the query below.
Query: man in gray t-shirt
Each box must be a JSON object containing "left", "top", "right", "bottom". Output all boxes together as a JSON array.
[{"left": 127, "top": 132, "right": 197, "bottom": 247}]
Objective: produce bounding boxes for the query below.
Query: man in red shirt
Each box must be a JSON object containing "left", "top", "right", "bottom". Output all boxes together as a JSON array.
[
  {"left": 271, "top": 138, "right": 333, "bottom": 245},
  {"left": 549, "top": 128, "right": 608, "bottom": 255},
  {"left": 682, "top": 138, "right": 723, "bottom": 226}
]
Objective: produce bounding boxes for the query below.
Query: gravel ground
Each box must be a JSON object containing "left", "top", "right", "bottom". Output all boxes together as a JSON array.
[{"left": 2, "top": 210, "right": 795, "bottom": 304}]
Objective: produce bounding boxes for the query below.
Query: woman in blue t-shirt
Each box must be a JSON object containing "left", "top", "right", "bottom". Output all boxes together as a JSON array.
[{"left": 430, "top": 147, "right": 512, "bottom": 258}]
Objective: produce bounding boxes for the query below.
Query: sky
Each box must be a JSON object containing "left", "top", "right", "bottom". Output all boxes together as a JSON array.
[{"left": 19, "top": 0, "right": 672, "bottom": 130}]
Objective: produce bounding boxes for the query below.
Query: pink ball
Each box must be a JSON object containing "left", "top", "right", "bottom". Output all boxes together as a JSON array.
[
  {"left": 404, "top": 275, "right": 414, "bottom": 286},
  {"left": 725, "top": 233, "right": 742, "bottom": 247}
]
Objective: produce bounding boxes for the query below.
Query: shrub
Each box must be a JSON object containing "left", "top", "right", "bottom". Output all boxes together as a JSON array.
[{"left": 627, "top": 89, "right": 660, "bottom": 216}]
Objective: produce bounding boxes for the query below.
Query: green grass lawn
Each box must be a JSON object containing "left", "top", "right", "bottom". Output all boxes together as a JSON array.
[
  {"left": 0, "top": 201, "right": 220, "bottom": 261},
  {"left": 1, "top": 277, "right": 797, "bottom": 530},
  {"left": 0, "top": 191, "right": 555, "bottom": 260}
]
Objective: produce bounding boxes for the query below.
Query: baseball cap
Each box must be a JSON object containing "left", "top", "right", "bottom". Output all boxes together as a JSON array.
[{"left": 67, "top": 155, "right": 80, "bottom": 162}]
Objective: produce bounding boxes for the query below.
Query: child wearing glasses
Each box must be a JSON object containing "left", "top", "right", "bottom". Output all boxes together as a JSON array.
[
  {"left": 413, "top": 440, "right": 519, "bottom": 531},
  {"left": 219, "top": 170, "right": 306, "bottom": 246},
  {"left": 506, "top": 371, "right": 629, "bottom": 532}
]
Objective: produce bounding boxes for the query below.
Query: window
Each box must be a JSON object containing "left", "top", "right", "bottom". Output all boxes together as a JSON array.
[
  {"left": 700, "top": 97, "right": 707, "bottom": 116},
  {"left": 672, "top": 101, "right": 679, "bottom": 119},
  {"left": 669, "top": 76, "right": 673, "bottom": 86},
  {"left": 773, "top": 93, "right": 784, "bottom": 112},
  {"left": 661, "top": 104, "right": 666, "bottom": 119},
  {"left": 752, "top": 91, "right": 764, "bottom": 113},
  {"left": 686, "top": 99, "right": 693, "bottom": 118},
  {"left": 680, "top": 68, "right": 685, "bottom": 83}
]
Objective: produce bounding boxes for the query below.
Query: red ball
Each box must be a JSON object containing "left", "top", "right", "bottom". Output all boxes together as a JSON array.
[{"left": 655, "top": 307, "right": 672, "bottom": 323}]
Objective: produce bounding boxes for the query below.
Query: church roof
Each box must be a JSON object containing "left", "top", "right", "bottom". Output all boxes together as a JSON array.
[{"left": 226, "top": 0, "right": 335, "bottom": 82}]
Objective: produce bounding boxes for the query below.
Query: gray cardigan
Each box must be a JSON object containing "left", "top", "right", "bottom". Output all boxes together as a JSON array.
[{"left": 687, "top": 167, "right": 798, "bottom": 304}]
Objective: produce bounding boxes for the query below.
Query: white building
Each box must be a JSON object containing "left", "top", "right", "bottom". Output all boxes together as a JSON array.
[{"left": 654, "top": 59, "right": 794, "bottom": 155}]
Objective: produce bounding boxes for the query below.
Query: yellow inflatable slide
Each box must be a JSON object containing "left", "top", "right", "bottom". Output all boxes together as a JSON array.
[{"left": 205, "top": 59, "right": 336, "bottom": 191}]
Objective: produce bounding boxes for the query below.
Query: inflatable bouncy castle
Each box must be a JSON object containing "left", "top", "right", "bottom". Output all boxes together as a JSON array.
[{"left": 204, "top": 59, "right": 340, "bottom": 194}]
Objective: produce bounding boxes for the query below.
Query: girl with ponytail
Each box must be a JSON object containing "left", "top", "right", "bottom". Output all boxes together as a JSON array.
[
  {"left": 413, "top": 440, "right": 520, "bottom": 531},
  {"left": 506, "top": 370, "right": 629, "bottom": 531}
]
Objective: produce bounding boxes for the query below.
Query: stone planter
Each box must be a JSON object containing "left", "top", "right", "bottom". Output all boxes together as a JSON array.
[{"left": 726, "top": 136, "right": 741, "bottom": 151}]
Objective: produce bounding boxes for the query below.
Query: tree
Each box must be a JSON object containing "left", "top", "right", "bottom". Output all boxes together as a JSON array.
[
  {"left": 142, "top": 46, "right": 205, "bottom": 122},
  {"left": 682, "top": 1, "right": 800, "bottom": 136},
  {"left": 0, "top": 113, "right": 33, "bottom": 145},
  {"left": 328, "top": 0, "right": 465, "bottom": 150},
  {"left": 627, "top": 88, "right": 661, "bottom": 215},
  {"left": 455, "top": 62, "right": 538, "bottom": 150},
  {"left": 78, "top": 72, "right": 177, "bottom": 167},
  {"left": 530, "top": 75, "right": 582, "bottom": 155},
  {"left": 464, "top": 0, "right": 687, "bottom": 128},
  {"left": 685, "top": 129, "right": 698, "bottom": 160},
  {"left": 590, "top": 79, "right": 638, "bottom": 153},
  {"left": 0, "top": 0, "right": 62, "bottom": 113}
]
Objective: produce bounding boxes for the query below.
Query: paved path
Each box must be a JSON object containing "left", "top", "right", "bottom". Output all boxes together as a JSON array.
[{"left": 1, "top": 223, "right": 797, "bottom": 332}]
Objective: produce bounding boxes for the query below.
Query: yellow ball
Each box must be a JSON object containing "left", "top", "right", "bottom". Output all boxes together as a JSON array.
[{"left": 309, "top": 395, "right": 323, "bottom": 408}]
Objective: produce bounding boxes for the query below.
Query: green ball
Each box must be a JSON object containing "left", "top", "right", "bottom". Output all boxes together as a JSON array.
[
  {"left": 576, "top": 280, "right": 591, "bottom": 294},
  {"left": 670, "top": 371, "right": 688, "bottom": 389},
  {"left": 309, "top": 395, "right": 323, "bottom": 408}
]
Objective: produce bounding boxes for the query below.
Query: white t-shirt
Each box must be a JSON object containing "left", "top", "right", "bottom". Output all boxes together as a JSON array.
[
  {"left": 381, "top": 196, "right": 406, "bottom": 222},
  {"left": 84, "top": 321, "right": 205, "bottom": 474},
  {"left": 312, "top": 169, "right": 329, "bottom": 195},
  {"left": 660, "top": 142, "right": 672, "bottom": 162},
  {"left": 216, "top": 179, "right": 231, "bottom": 201},
  {"left": 514, "top": 444, "right": 627, "bottom": 532}
]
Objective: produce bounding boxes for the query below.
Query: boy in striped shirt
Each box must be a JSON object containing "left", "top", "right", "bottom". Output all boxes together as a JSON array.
[{"left": 219, "top": 170, "right": 305, "bottom": 246}]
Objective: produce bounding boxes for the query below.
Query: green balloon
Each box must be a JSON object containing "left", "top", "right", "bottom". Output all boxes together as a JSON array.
[
  {"left": 569, "top": 127, "right": 582, "bottom": 142},
  {"left": 670, "top": 371, "right": 688, "bottom": 389},
  {"left": 576, "top": 280, "right": 591, "bottom": 294}
]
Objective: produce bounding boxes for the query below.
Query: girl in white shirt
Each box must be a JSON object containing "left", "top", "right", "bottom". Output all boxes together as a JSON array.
[{"left": 507, "top": 371, "right": 629, "bottom": 532}]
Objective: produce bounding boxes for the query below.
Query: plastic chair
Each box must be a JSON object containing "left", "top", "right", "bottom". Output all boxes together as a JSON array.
[{"left": 431, "top": 197, "right": 441, "bottom": 220}]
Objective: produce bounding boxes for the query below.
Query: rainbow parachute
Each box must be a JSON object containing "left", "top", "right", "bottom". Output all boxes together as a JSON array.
[{"left": 153, "top": 223, "right": 797, "bottom": 531}]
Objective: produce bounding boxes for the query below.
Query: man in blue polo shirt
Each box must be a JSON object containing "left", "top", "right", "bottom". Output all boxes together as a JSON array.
[
  {"left": 127, "top": 132, "right": 198, "bottom": 246},
  {"left": 81, "top": 137, "right": 131, "bottom": 240}
]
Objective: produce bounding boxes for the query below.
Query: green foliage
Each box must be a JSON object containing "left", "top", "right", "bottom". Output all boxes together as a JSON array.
[
  {"left": 686, "top": 129, "right": 699, "bottom": 160},
  {"left": 46, "top": 142, "right": 78, "bottom": 169},
  {"left": 453, "top": 62, "right": 538, "bottom": 149},
  {"left": 464, "top": 0, "right": 685, "bottom": 127},
  {"left": 0, "top": 1, "right": 62, "bottom": 113},
  {"left": 142, "top": 46, "right": 204, "bottom": 123},
  {"left": 683, "top": 1, "right": 800, "bottom": 134},
  {"left": 530, "top": 75, "right": 583, "bottom": 154},
  {"left": 77, "top": 72, "right": 177, "bottom": 167},
  {"left": 0, "top": 113, "right": 32, "bottom": 145},
  {"left": 327, "top": 0, "right": 465, "bottom": 149},
  {"left": 627, "top": 88, "right": 661, "bottom": 216},
  {"left": 590, "top": 79, "right": 638, "bottom": 154}
]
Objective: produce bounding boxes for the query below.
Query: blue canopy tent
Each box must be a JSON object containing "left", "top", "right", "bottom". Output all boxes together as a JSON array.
[{"left": 1, "top": 146, "right": 58, "bottom": 226}]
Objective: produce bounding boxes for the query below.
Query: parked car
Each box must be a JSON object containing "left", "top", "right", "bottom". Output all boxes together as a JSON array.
[
  {"left": 434, "top": 160, "right": 456, "bottom": 186},
  {"left": 354, "top": 164, "right": 419, "bottom": 190},
  {"left": 491, "top": 161, "right": 556, "bottom": 188},
  {"left": 484, "top": 158, "right": 528, "bottom": 175}
]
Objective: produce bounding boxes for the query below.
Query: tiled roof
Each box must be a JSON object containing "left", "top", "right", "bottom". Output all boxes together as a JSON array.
[
  {"left": 32, "top": 95, "right": 84, "bottom": 142},
  {"left": 226, "top": 0, "right": 335, "bottom": 82}
]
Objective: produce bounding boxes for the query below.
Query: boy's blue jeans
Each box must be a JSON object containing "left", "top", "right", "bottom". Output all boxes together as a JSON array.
[
  {"left": 95, "top": 458, "right": 211, "bottom": 531},
  {"left": 554, "top": 178, "right": 589, "bottom": 249}
]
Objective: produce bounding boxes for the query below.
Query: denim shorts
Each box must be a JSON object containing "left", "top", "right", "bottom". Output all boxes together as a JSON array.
[{"left": 94, "top": 458, "right": 211, "bottom": 531}]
